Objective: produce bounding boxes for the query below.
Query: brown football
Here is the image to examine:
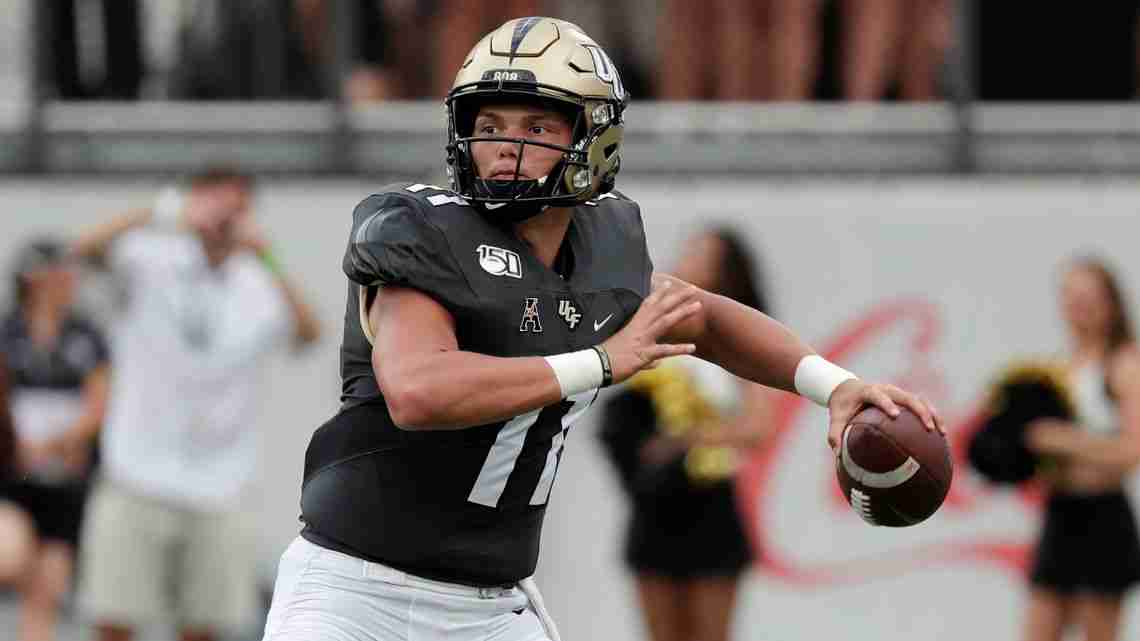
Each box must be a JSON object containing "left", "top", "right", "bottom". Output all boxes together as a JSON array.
[{"left": 836, "top": 406, "right": 952, "bottom": 527}]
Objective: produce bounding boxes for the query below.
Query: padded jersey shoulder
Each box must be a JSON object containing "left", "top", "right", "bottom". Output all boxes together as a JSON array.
[{"left": 342, "top": 183, "right": 476, "bottom": 300}]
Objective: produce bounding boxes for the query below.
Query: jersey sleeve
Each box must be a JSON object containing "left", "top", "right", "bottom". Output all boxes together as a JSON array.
[{"left": 342, "top": 193, "right": 471, "bottom": 307}]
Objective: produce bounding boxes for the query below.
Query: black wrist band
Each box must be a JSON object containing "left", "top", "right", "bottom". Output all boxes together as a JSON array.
[{"left": 591, "top": 345, "right": 613, "bottom": 387}]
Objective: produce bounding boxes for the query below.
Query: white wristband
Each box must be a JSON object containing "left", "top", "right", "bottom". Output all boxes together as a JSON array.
[
  {"left": 545, "top": 349, "right": 604, "bottom": 398},
  {"left": 153, "top": 186, "right": 185, "bottom": 228},
  {"left": 794, "top": 355, "right": 857, "bottom": 407}
]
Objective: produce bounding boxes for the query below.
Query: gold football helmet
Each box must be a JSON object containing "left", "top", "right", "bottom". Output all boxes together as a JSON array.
[{"left": 445, "top": 17, "right": 628, "bottom": 220}]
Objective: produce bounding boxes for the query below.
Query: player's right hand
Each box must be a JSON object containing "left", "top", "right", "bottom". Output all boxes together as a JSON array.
[{"left": 601, "top": 279, "right": 700, "bottom": 384}]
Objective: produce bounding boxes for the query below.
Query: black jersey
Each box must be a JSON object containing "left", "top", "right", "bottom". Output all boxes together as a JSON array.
[
  {"left": 1, "top": 310, "right": 109, "bottom": 484},
  {"left": 1, "top": 311, "right": 108, "bottom": 391},
  {"left": 301, "top": 182, "right": 652, "bottom": 586}
]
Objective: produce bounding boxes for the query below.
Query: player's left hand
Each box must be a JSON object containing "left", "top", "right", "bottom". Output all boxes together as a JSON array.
[{"left": 826, "top": 380, "right": 944, "bottom": 453}]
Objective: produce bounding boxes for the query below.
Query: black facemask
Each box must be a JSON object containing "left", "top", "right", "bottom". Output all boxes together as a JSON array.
[{"left": 469, "top": 175, "right": 552, "bottom": 223}]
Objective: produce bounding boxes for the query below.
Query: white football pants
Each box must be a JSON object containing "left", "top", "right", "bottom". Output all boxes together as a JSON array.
[{"left": 262, "top": 537, "right": 562, "bottom": 641}]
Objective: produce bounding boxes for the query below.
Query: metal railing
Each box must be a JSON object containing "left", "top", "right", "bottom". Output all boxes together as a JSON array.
[
  {"left": 5, "top": 0, "right": 1140, "bottom": 177},
  {"left": 5, "top": 100, "right": 1140, "bottom": 176}
]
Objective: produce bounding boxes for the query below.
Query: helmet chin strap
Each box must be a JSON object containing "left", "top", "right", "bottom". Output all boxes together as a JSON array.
[
  {"left": 476, "top": 199, "right": 550, "bottom": 223},
  {"left": 472, "top": 174, "right": 553, "bottom": 223}
]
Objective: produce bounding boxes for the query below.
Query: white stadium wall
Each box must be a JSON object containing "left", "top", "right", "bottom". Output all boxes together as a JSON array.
[{"left": 2, "top": 177, "right": 1140, "bottom": 640}]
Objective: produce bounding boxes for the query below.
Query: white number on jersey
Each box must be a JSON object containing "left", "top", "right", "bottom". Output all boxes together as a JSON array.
[
  {"left": 467, "top": 390, "right": 597, "bottom": 508},
  {"left": 405, "top": 184, "right": 470, "bottom": 207}
]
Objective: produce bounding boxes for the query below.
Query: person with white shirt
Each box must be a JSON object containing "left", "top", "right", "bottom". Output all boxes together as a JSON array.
[{"left": 70, "top": 167, "right": 322, "bottom": 641}]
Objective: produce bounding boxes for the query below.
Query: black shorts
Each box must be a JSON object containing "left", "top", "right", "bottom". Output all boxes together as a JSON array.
[
  {"left": 624, "top": 479, "right": 753, "bottom": 579},
  {"left": 1030, "top": 490, "right": 1140, "bottom": 595},
  {"left": 0, "top": 479, "right": 89, "bottom": 546}
]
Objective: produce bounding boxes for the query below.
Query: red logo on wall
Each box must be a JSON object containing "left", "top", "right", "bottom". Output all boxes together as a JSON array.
[{"left": 736, "top": 298, "right": 1044, "bottom": 586}]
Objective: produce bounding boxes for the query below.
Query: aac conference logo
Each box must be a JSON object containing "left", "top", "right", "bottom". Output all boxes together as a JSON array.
[{"left": 737, "top": 298, "right": 1042, "bottom": 586}]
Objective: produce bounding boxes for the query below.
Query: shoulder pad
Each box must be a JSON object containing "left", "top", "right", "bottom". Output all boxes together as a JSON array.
[
  {"left": 343, "top": 191, "right": 472, "bottom": 305},
  {"left": 581, "top": 191, "right": 626, "bottom": 207}
]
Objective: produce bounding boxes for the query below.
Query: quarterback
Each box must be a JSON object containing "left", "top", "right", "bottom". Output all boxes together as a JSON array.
[{"left": 261, "top": 17, "right": 943, "bottom": 641}]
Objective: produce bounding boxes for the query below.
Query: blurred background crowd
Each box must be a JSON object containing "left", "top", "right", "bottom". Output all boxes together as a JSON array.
[{"left": 20, "top": 0, "right": 1140, "bottom": 103}]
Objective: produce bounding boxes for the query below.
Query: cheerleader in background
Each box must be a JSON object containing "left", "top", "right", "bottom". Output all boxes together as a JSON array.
[
  {"left": 598, "top": 228, "right": 775, "bottom": 641},
  {"left": 0, "top": 239, "right": 110, "bottom": 641},
  {"left": 1022, "top": 258, "right": 1140, "bottom": 641}
]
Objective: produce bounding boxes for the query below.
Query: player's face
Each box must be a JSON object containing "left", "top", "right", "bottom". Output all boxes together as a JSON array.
[
  {"left": 1060, "top": 266, "right": 1114, "bottom": 339},
  {"left": 671, "top": 233, "right": 727, "bottom": 293},
  {"left": 470, "top": 105, "right": 573, "bottom": 181}
]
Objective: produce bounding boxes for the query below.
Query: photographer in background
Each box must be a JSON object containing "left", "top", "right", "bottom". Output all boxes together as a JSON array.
[{"left": 70, "top": 168, "right": 321, "bottom": 641}]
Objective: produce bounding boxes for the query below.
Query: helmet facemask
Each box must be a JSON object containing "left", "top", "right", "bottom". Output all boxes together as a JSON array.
[{"left": 445, "top": 87, "right": 620, "bottom": 223}]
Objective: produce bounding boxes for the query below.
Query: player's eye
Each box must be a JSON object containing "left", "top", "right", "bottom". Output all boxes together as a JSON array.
[
  {"left": 529, "top": 125, "right": 547, "bottom": 136},
  {"left": 478, "top": 124, "right": 497, "bottom": 135}
]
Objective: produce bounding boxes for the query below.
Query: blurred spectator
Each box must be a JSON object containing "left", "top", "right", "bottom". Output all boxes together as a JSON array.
[
  {"left": 834, "top": 0, "right": 949, "bottom": 101},
  {"left": 1020, "top": 258, "right": 1140, "bottom": 641},
  {"left": 657, "top": 0, "right": 749, "bottom": 100},
  {"left": 296, "top": 0, "right": 434, "bottom": 103},
  {"left": 658, "top": 0, "right": 950, "bottom": 101},
  {"left": 169, "top": 0, "right": 261, "bottom": 99},
  {"left": 552, "top": 0, "right": 657, "bottom": 100},
  {"left": 40, "top": 0, "right": 144, "bottom": 99},
  {"left": 169, "top": 0, "right": 414, "bottom": 101},
  {"left": 0, "top": 239, "right": 110, "bottom": 641},
  {"left": 170, "top": 0, "right": 305, "bottom": 99},
  {"left": 69, "top": 168, "right": 321, "bottom": 641},
  {"left": 431, "top": 0, "right": 545, "bottom": 98},
  {"left": 338, "top": 0, "right": 402, "bottom": 102},
  {"left": 598, "top": 228, "right": 775, "bottom": 641}
]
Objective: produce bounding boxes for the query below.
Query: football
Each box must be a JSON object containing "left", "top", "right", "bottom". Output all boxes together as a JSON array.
[{"left": 836, "top": 406, "right": 953, "bottom": 527}]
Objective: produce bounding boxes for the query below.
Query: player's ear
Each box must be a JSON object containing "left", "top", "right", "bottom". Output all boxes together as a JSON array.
[{"left": 359, "top": 285, "right": 380, "bottom": 346}]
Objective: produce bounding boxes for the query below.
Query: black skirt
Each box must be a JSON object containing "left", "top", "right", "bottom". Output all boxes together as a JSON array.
[
  {"left": 624, "top": 475, "right": 752, "bottom": 579},
  {"left": 1030, "top": 490, "right": 1140, "bottom": 595},
  {"left": 0, "top": 478, "right": 89, "bottom": 546},
  {"left": 598, "top": 390, "right": 753, "bottom": 580}
]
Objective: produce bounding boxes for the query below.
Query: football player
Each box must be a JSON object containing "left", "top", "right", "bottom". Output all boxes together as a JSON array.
[{"left": 262, "top": 17, "right": 944, "bottom": 641}]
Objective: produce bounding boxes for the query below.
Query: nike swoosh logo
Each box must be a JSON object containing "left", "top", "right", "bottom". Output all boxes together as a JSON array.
[{"left": 593, "top": 313, "right": 614, "bottom": 332}]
